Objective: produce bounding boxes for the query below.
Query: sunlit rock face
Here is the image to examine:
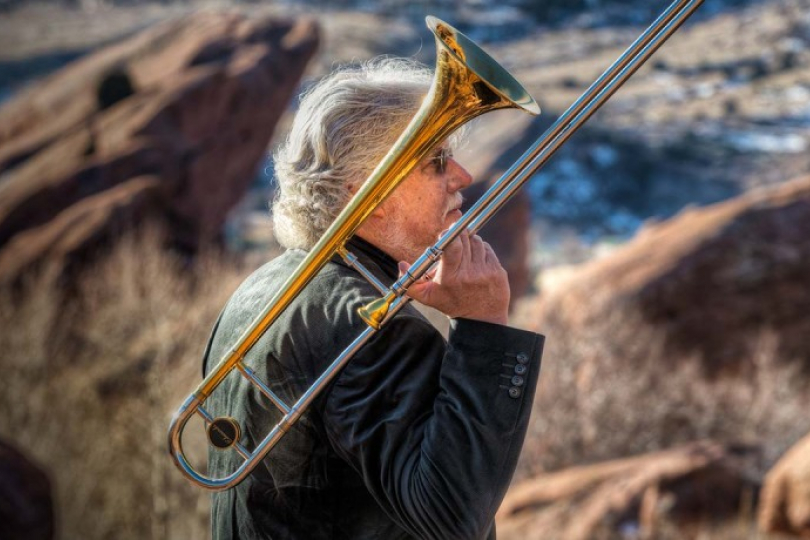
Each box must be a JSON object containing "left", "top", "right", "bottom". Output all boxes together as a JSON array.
[
  {"left": 523, "top": 175, "right": 810, "bottom": 374},
  {"left": 0, "top": 12, "right": 319, "bottom": 285},
  {"left": 496, "top": 442, "right": 758, "bottom": 540},
  {"left": 759, "top": 431, "right": 810, "bottom": 538}
]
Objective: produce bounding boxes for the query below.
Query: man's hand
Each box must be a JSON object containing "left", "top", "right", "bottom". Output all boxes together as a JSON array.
[{"left": 399, "top": 229, "right": 510, "bottom": 325}]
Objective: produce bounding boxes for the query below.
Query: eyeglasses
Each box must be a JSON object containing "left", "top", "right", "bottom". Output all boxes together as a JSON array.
[{"left": 426, "top": 148, "right": 454, "bottom": 175}]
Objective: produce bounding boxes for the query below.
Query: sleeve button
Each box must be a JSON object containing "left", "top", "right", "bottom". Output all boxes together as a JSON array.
[
  {"left": 514, "top": 364, "right": 527, "bottom": 375},
  {"left": 516, "top": 353, "right": 529, "bottom": 364},
  {"left": 508, "top": 387, "right": 521, "bottom": 399},
  {"left": 511, "top": 375, "right": 524, "bottom": 387}
]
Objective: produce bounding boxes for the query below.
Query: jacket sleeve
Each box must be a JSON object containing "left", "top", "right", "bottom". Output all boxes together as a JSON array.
[{"left": 321, "top": 314, "right": 544, "bottom": 540}]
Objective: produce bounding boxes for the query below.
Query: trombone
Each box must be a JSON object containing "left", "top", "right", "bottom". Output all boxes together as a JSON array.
[{"left": 168, "top": 0, "right": 705, "bottom": 490}]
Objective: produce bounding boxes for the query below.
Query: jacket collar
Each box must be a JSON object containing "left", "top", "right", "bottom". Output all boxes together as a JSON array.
[{"left": 343, "top": 236, "right": 399, "bottom": 282}]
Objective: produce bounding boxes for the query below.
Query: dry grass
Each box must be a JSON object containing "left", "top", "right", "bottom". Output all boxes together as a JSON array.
[
  {"left": 513, "top": 306, "right": 810, "bottom": 481},
  {"left": 501, "top": 303, "right": 810, "bottom": 539},
  {"left": 0, "top": 228, "right": 253, "bottom": 540},
  {"left": 1, "top": 228, "right": 807, "bottom": 539}
]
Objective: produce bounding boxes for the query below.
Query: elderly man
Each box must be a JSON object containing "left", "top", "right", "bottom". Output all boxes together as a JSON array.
[{"left": 204, "top": 58, "right": 544, "bottom": 540}]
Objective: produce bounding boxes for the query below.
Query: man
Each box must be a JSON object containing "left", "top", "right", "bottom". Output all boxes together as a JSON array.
[{"left": 204, "top": 58, "right": 544, "bottom": 540}]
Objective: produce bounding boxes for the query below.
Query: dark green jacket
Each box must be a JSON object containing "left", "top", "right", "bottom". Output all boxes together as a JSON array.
[{"left": 204, "top": 238, "right": 544, "bottom": 540}]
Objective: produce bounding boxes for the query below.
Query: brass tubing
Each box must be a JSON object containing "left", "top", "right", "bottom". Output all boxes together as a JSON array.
[
  {"left": 464, "top": 0, "right": 705, "bottom": 236},
  {"left": 169, "top": 0, "right": 704, "bottom": 490},
  {"left": 359, "top": 0, "right": 705, "bottom": 324},
  {"left": 168, "top": 17, "right": 539, "bottom": 490},
  {"left": 188, "top": 18, "right": 538, "bottom": 402}
]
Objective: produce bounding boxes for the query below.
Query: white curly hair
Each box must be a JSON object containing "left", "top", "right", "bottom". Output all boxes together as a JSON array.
[{"left": 271, "top": 57, "right": 460, "bottom": 250}]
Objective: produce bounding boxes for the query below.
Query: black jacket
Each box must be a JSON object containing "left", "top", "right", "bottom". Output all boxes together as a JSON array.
[{"left": 203, "top": 238, "right": 544, "bottom": 540}]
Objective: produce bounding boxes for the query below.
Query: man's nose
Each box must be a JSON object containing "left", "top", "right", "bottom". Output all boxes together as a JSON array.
[{"left": 447, "top": 159, "right": 473, "bottom": 191}]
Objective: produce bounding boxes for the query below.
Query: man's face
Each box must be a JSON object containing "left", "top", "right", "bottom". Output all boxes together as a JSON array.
[{"left": 379, "top": 146, "right": 473, "bottom": 262}]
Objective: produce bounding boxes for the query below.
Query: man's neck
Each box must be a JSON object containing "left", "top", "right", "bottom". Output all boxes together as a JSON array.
[{"left": 355, "top": 227, "right": 413, "bottom": 264}]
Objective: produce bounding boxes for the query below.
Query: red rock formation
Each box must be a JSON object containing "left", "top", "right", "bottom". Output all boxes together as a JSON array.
[
  {"left": 465, "top": 182, "right": 532, "bottom": 304},
  {"left": 0, "top": 176, "right": 163, "bottom": 281},
  {"left": 0, "top": 439, "right": 53, "bottom": 540},
  {"left": 526, "top": 175, "right": 810, "bottom": 372},
  {"left": 759, "top": 431, "right": 810, "bottom": 538},
  {"left": 0, "top": 12, "right": 319, "bottom": 285},
  {"left": 497, "top": 442, "right": 757, "bottom": 540},
  {"left": 463, "top": 114, "right": 548, "bottom": 304}
]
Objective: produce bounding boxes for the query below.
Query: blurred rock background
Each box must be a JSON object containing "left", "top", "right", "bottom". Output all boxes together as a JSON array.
[{"left": 1, "top": 0, "right": 809, "bottom": 538}]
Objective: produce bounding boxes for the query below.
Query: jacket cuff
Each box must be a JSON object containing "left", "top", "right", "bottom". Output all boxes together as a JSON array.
[{"left": 447, "top": 317, "right": 544, "bottom": 401}]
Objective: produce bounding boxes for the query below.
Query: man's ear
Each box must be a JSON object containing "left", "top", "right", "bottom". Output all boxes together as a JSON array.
[
  {"left": 348, "top": 181, "right": 387, "bottom": 219},
  {"left": 369, "top": 202, "right": 388, "bottom": 220}
]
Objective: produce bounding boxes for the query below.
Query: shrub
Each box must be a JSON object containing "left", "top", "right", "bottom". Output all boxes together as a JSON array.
[{"left": 513, "top": 307, "right": 810, "bottom": 480}]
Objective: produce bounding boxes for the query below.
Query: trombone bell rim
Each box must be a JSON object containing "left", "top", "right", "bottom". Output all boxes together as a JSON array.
[{"left": 427, "top": 16, "right": 541, "bottom": 116}]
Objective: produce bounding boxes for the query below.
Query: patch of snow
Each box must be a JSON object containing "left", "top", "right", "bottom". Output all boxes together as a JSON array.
[
  {"left": 591, "top": 144, "right": 619, "bottom": 168},
  {"left": 725, "top": 131, "right": 807, "bottom": 154}
]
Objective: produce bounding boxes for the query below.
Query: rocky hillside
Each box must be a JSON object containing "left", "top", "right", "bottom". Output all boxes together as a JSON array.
[
  {"left": 0, "top": 11, "right": 319, "bottom": 285},
  {"left": 1, "top": 2, "right": 810, "bottom": 538},
  {"left": 481, "top": 0, "right": 810, "bottom": 249},
  {"left": 3, "top": 1, "right": 809, "bottom": 263}
]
